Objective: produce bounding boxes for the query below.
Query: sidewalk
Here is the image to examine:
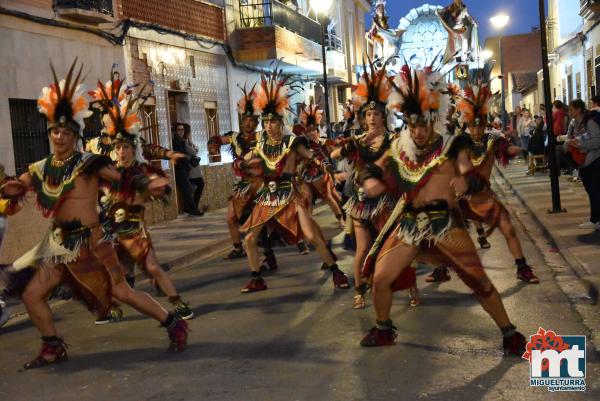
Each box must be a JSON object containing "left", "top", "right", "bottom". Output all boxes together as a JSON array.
[
  {"left": 150, "top": 208, "right": 231, "bottom": 269},
  {"left": 495, "top": 158, "right": 600, "bottom": 301}
]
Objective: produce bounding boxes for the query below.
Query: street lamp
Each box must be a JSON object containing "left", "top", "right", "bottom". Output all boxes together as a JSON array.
[
  {"left": 310, "top": 0, "right": 333, "bottom": 138},
  {"left": 481, "top": 49, "right": 493, "bottom": 60},
  {"left": 490, "top": 14, "right": 509, "bottom": 130}
]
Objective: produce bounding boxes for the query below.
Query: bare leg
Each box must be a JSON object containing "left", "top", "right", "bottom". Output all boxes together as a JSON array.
[
  {"left": 352, "top": 219, "right": 372, "bottom": 287},
  {"left": 497, "top": 212, "right": 524, "bottom": 259},
  {"left": 371, "top": 244, "right": 419, "bottom": 321},
  {"left": 297, "top": 205, "right": 335, "bottom": 265},
  {"left": 227, "top": 201, "right": 241, "bottom": 244},
  {"left": 244, "top": 224, "right": 267, "bottom": 272},
  {"left": 145, "top": 248, "right": 178, "bottom": 298},
  {"left": 21, "top": 265, "right": 64, "bottom": 337},
  {"left": 110, "top": 275, "right": 168, "bottom": 322}
]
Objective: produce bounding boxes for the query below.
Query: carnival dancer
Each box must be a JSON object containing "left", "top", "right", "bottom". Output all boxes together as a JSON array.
[
  {"left": 425, "top": 72, "right": 539, "bottom": 284},
  {"left": 239, "top": 67, "right": 350, "bottom": 293},
  {"left": 331, "top": 59, "right": 418, "bottom": 309},
  {"left": 298, "top": 101, "right": 344, "bottom": 228},
  {"left": 357, "top": 64, "right": 527, "bottom": 356},
  {"left": 88, "top": 70, "right": 194, "bottom": 322},
  {"left": 0, "top": 61, "right": 188, "bottom": 369},
  {"left": 207, "top": 84, "right": 279, "bottom": 272}
]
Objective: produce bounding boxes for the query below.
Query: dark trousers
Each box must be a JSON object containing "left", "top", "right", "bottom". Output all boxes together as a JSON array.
[
  {"left": 190, "top": 177, "right": 205, "bottom": 207},
  {"left": 579, "top": 157, "right": 600, "bottom": 223},
  {"left": 175, "top": 168, "right": 198, "bottom": 213}
]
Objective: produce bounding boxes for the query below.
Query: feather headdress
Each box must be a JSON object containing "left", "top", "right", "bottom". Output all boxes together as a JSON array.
[
  {"left": 454, "top": 68, "right": 495, "bottom": 127},
  {"left": 253, "top": 64, "right": 296, "bottom": 121},
  {"left": 299, "top": 100, "right": 323, "bottom": 128},
  {"left": 37, "top": 58, "right": 93, "bottom": 134},
  {"left": 89, "top": 66, "right": 147, "bottom": 146},
  {"left": 352, "top": 56, "right": 394, "bottom": 115},
  {"left": 237, "top": 82, "right": 258, "bottom": 118},
  {"left": 387, "top": 64, "right": 450, "bottom": 126}
]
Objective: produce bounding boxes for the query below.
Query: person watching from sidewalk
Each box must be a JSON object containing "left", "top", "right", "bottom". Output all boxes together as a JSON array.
[
  {"left": 527, "top": 115, "right": 547, "bottom": 175},
  {"left": 183, "top": 124, "right": 205, "bottom": 213},
  {"left": 172, "top": 123, "right": 203, "bottom": 216},
  {"left": 566, "top": 99, "right": 600, "bottom": 230},
  {"left": 517, "top": 109, "right": 534, "bottom": 159}
]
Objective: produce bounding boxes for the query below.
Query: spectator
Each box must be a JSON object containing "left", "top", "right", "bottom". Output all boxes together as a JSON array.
[
  {"left": 591, "top": 95, "right": 600, "bottom": 112},
  {"left": 183, "top": 125, "right": 205, "bottom": 213},
  {"left": 566, "top": 99, "right": 600, "bottom": 229},
  {"left": 553, "top": 100, "right": 571, "bottom": 173},
  {"left": 527, "top": 115, "right": 546, "bottom": 174},
  {"left": 517, "top": 108, "right": 534, "bottom": 158},
  {"left": 172, "top": 123, "right": 202, "bottom": 216}
]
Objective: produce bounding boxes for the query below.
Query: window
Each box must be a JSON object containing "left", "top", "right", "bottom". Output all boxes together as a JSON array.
[
  {"left": 141, "top": 103, "right": 159, "bottom": 145},
  {"left": 337, "top": 86, "right": 347, "bottom": 103},
  {"left": 9, "top": 99, "right": 49, "bottom": 174},
  {"left": 567, "top": 74, "right": 573, "bottom": 102},
  {"left": 562, "top": 79, "right": 567, "bottom": 103},
  {"left": 576, "top": 72, "right": 582, "bottom": 99},
  {"left": 205, "top": 101, "right": 221, "bottom": 163}
]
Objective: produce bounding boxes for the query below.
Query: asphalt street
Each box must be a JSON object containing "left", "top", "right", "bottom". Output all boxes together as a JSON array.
[{"left": 1, "top": 186, "right": 599, "bottom": 401}]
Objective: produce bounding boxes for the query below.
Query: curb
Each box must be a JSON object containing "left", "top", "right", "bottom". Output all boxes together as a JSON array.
[{"left": 493, "top": 166, "right": 599, "bottom": 305}]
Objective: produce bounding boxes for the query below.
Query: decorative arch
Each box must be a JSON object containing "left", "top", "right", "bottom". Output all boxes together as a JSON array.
[{"left": 397, "top": 5, "right": 448, "bottom": 69}]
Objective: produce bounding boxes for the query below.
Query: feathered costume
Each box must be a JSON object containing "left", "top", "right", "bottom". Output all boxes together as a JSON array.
[
  {"left": 91, "top": 68, "right": 170, "bottom": 274},
  {"left": 360, "top": 64, "right": 492, "bottom": 295},
  {"left": 241, "top": 68, "right": 309, "bottom": 244},
  {"left": 86, "top": 65, "right": 172, "bottom": 161},
  {"left": 209, "top": 82, "right": 262, "bottom": 223},
  {"left": 1, "top": 60, "right": 119, "bottom": 316},
  {"left": 298, "top": 102, "right": 340, "bottom": 208},
  {"left": 338, "top": 58, "right": 396, "bottom": 231},
  {"left": 454, "top": 68, "right": 515, "bottom": 237}
]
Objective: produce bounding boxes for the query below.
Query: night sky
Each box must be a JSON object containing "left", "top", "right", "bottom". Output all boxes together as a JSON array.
[{"left": 382, "top": 0, "right": 548, "bottom": 42}]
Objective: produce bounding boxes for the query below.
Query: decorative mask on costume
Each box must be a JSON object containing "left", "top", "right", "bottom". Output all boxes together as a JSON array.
[
  {"left": 237, "top": 82, "right": 259, "bottom": 118},
  {"left": 387, "top": 64, "right": 450, "bottom": 126},
  {"left": 114, "top": 208, "right": 126, "bottom": 224},
  {"left": 253, "top": 62, "right": 297, "bottom": 121},
  {"left": 37, "top": 58, "right": 93, "bottom": 135},
  {"left": 268, "top": 181, "right": 278, "bottom": 194},
  {"left": 352, "top": 56, "right": 394, "bottom": 117},
  {"left": 89, "top": 65, "right": 149, "bottom": 161}
]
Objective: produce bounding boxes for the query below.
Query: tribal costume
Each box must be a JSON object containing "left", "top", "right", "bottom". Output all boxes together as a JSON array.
[
  {"left": 359, "top": 64, "right": 527, "bottom": 356},
  {"left": 449, "top": 69, "right": 539, "bottom": 283},
  {"left": 1, "top": 61, "right": 188, "bottom": 369},
  {"left": 1, "top": 152, "right": 117, "bottom": 316},
  {"left": 242, "top": 133, "right": 310, "bottom": 244},
  {"left": 90, "top": 68, "right": 194, "bottom": 320},
  {"left": 298, "top": 101, "right": 343, "bottom": 223},
  {"left": 333, "top": 57, "right": 411, "bottom": 308},
  {"left": 240, "top": 65, "right": 348, "bottom": 293}
]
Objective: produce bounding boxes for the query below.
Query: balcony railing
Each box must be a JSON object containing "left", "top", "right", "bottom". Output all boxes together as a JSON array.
[
  {"left": 54, "top": 0, "right": 114, "bottom": 16},
  {"left": 580, "top": 0, "right": 600, "bottom": 18},
  {"left": 325, "top": 33, "right": 343, "bottom": 52},
  {"left": 239, "top": 0, "right": 321, "bottom": 44}
]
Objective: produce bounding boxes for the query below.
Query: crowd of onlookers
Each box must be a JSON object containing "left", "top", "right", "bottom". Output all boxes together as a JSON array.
[{"left": 501, "top": 97, "right": 600, "bottom": 230}]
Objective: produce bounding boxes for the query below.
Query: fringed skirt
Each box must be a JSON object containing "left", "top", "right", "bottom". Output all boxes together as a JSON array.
[
  {"left": 241, "top": 179, "right": 307, "bottom": 245},
  {"left": 1, "top": 222, "right": 122, "bottom": 317},
  {"left": 229, "top": 178, "right": 262, "bottom": 222}
]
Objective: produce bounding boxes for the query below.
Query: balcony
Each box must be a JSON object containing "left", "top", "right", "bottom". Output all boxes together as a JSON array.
[
  {"left": 580, "top": 0, "right": 600, "bottom": 20},
  {"left": 231, "top": 0, "right": 326, "bottom": 76},
  {"left": 54, "top": 0, "right": 115, "bottom": 24}
]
